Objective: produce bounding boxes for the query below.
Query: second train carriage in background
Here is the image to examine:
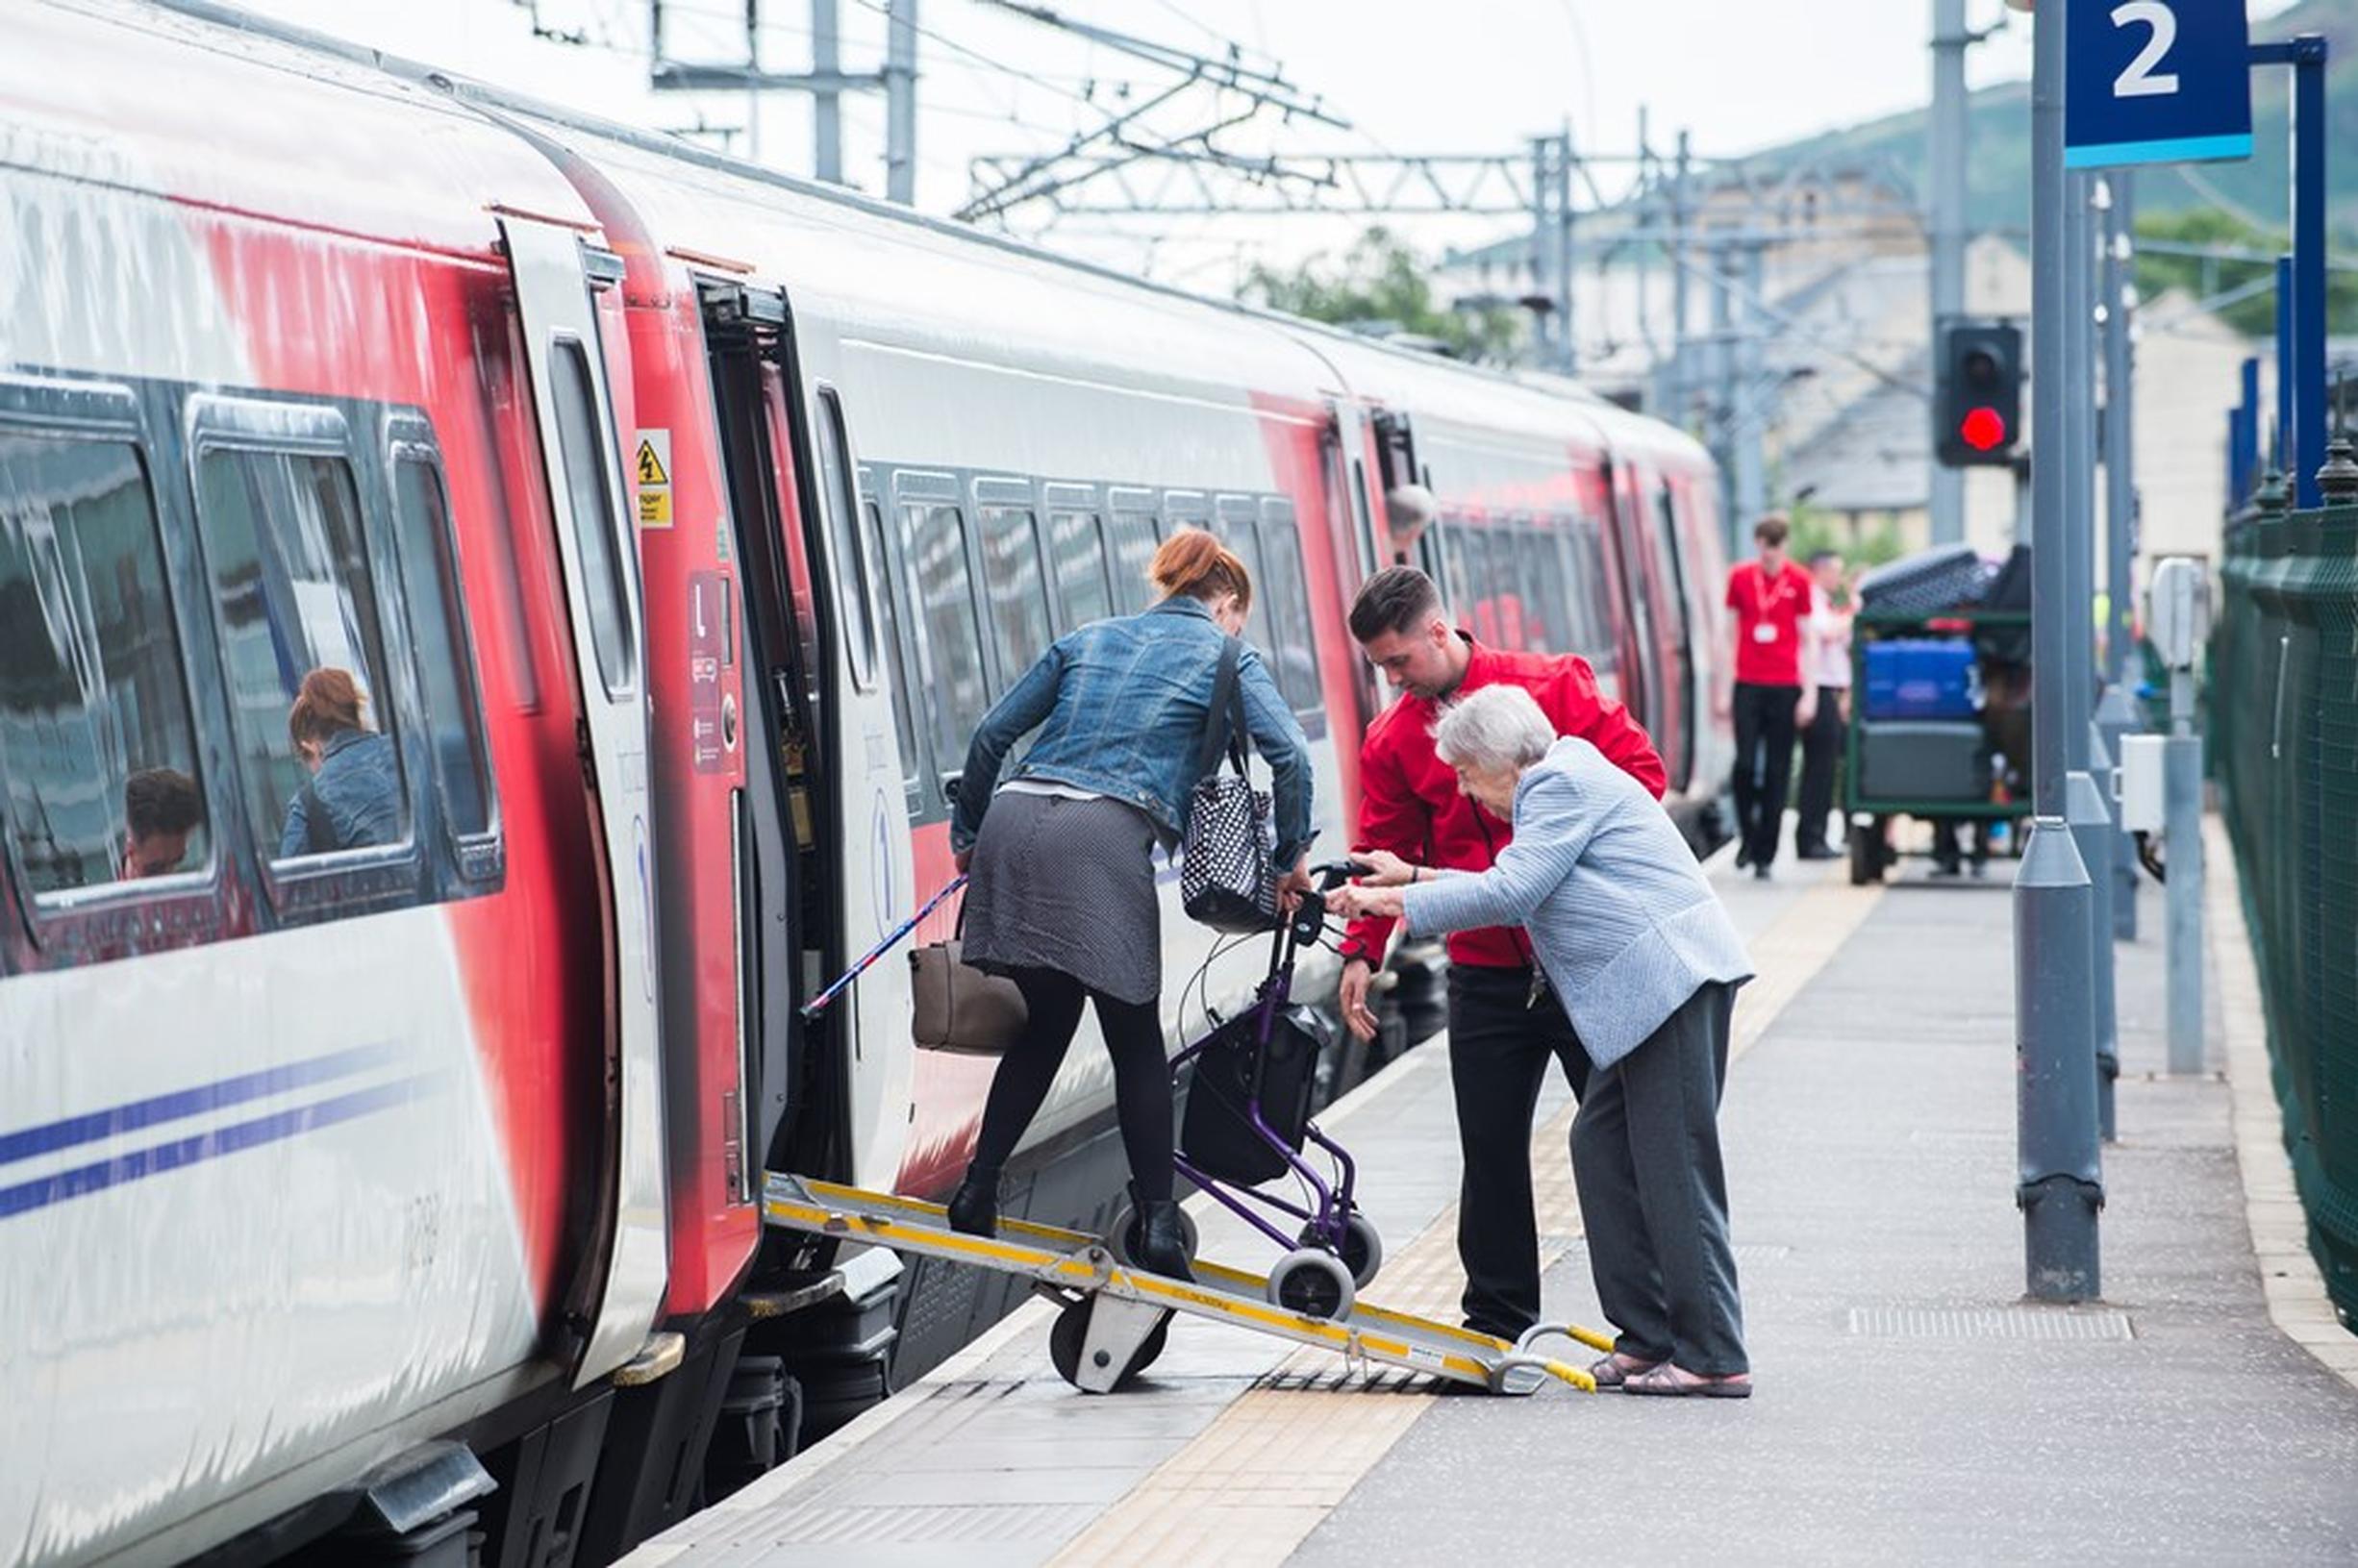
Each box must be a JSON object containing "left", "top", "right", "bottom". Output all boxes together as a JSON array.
[{"left": 0, "top": 4, "right": 1730, "bottom": 1564}]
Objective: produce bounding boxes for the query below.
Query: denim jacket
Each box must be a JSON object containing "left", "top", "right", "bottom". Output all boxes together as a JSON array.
[
  {"left": 280, "top": 730, "right": 403, "bottom": 858},
  {"left": 953, "top": 595, "right": 1315, "bottom": 868}
]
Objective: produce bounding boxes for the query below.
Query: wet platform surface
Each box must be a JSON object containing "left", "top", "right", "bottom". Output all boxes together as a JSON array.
[{"left": 628, "top": 824, "right": 2358, "bottom": 1568}]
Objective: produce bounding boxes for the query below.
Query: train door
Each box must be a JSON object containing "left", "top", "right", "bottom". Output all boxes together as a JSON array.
[
  {"left": 1599, "top": 461, "right": 1660, "bottom": 741},
  {"left": 499, "top": 216, "right": 668, "bottom": 1388},
  {"left": 698, "top": 284, "right": 913, "bottom": 1195},
  {"left": 1645, "top": 479, "right": 1696, "bottom": 793}
]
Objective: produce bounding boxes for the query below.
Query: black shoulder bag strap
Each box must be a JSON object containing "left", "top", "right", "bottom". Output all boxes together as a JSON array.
[{"left": 1195, "top": 635, "right": 1249, "bottom": 781}]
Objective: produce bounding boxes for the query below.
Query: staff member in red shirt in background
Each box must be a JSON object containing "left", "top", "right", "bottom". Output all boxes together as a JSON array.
[
  {"left": 1722, "top": 513, "right": 1816, "bottom": 879},
  {"left": 1339, "top": 565, "right": 1667, "bottom": 1343}
]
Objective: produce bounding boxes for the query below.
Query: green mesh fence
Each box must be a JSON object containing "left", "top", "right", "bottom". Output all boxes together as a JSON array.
[{"left": 2215, "top": 501, "right": 2358, "bottom": 1334}]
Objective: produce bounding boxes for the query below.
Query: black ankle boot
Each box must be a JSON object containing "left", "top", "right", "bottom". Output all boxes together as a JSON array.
[
  {"left": 946, "top": 1167, "right": 999, "bottom": 1237},
  {"left": 1130, "top": 1186, "right": 1193, "bottom": 1282}
]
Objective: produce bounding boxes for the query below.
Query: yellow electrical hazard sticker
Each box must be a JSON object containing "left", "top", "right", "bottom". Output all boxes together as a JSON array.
[{"left": 636, "top": 430, "right": 673, "bottom": 528}]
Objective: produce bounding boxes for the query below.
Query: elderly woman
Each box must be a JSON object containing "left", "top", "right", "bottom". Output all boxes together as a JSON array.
[{"left": 1335, "top": 684, "right": 1756, "bottom": 1397}]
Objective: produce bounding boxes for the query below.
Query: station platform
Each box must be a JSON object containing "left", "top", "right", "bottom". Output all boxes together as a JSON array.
[{"left": 627, "top": 821, "right": 2358, "bottom": 1567}]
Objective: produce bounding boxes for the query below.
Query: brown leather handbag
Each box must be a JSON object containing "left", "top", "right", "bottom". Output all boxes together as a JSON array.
[{"left": 909, "top": 903, "right": 1027, "bottom": 1056}]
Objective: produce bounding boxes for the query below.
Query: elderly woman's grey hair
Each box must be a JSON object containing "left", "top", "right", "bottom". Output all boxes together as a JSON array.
[{"left": 1432, "top": 684, "right": 1557, "bottom": 774}]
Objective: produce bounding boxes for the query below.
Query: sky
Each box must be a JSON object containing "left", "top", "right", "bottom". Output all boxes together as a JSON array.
[{"left": 230, "top": 0, "right": 2300, "bottom": 292}]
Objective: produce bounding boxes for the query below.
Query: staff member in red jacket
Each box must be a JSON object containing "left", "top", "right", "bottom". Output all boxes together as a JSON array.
[
  {"left": 1722, "top": 513, "right": 1816, "bottom": 878},
  {"left": 1339, "top": 565, "right": 1668, "bottom": 1342}
]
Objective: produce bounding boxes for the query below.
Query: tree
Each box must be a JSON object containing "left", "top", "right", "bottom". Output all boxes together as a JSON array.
[
  {"left": 2134, "top": 208, "right": 2358, "bottom": 338},
  {"left": 1239, "top": 227, "right": 1524, "bottom": 362}
]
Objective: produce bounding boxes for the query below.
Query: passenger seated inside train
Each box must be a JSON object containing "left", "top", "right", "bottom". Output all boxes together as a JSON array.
[
  {"left": 120, "top": 766, "right": 203, "bottom": 880},
  {"left": 280, "top": 667, "right": 401, "bottom": 857}
]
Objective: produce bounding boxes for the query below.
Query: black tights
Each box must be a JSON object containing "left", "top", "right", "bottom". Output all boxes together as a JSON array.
[{"left": 969, "top": 967, "right": 1175, "bottom": 1202}]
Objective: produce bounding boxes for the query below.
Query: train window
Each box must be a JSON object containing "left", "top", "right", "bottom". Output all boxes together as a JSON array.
[
  {"left": 1255, "top": 502, "right": 1323, "bottom": 715},
  {"left": 1047, "top": 510, "right": 1114, "bottom": 631},
  {"left": 815, "top": 389, "right": 878, "bottom": 689},
  {"left": 864, "top": 496, "right": 918, "bottom": 776},
  {"left": 1106, "top": 510, "right": 1159, "bottom": 613},
  {"left": 977, "top": 506, "right": 1054, "bottom": 684},
  {"left": 1574, "top": 522, "right": 1619, "bottom": 671},
  {"left": 0, "top": 431, "right": 209, "bottom": 897},
  {"left": 1437, "top": 520, "right": 1473, "bottom": 619},
  {"left": 1210, "top": 515, "right": 1277, "bottom": 666},
  {"left": 390, "top": 447, "right": 496, "bottom": 850},
  {"left": 1518, "top": 529, "right": 1570, "bottom": 655},
  {"left": 196, "top": 444, "right": 410, "bottom": 861},
  {"left": 549, "top": 338, "right": 637, "bottom": 697},
  {"left": 901, "top": 502, "right": 988, "bottom": 772},
  {"left": 1464, "top": 529, "right": 1501, "bottom": 647}
]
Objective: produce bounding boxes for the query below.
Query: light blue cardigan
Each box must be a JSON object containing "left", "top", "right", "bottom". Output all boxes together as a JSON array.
[{"left": 1401, "top": 736, "right": 1754, "bottom": 1071}]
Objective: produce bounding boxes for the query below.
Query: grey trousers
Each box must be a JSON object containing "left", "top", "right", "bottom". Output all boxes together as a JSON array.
[{"left": 1569, "top": 981, "right": 1749, "bottom": 1376}]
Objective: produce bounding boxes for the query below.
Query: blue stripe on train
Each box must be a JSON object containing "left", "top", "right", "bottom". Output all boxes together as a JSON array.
[
  {"left": 0, "top": 1042, "right": 399, "bottom": 1167},
  {"left": 0, "top": 1075, "right": 436, "bottom": 1220}
]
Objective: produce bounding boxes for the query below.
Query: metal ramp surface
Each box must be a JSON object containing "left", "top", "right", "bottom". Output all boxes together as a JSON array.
[{"left": 763, "top": 1172, "right": 1602, "bottom": 1395}]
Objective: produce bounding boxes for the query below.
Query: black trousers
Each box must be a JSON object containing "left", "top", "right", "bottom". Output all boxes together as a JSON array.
[
  {"left": 1794, "top": 684, "right": 1847, "bottom": 855},
  {"left": 1731, "top": 682, "right": 1802, "bottom": 867},
  {"left": 1571, "top": 982, "right": 1747, "bottom": 1375},
  {"left": 1447, "top": 965, "right": 1592, "bottom": 1340},
  {"left": 969, "top": 967, "right": 1175, "bottom": 1202}
]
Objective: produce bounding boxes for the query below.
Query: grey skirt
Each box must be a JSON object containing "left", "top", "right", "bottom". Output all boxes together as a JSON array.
[{"left": 962, "top": 790, "right": 1162, "bottom": 1006}]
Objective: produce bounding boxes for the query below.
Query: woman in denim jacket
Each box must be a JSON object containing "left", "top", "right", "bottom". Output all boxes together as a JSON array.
[
  {"left": 279, "top": 667, "right": 402, "bottom": 858},
  {"left": 945, "top": 529, "right": 1315, "bottom": 1280}
]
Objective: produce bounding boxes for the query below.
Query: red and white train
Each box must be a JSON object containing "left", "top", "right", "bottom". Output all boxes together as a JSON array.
[{"left": 0, "top": 3, "right": 1731, "bottom": 1563}]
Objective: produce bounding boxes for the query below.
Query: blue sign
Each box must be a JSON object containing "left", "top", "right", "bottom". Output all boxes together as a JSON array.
[{"left": 2065, "top": 0, "right": 2253, "bottom": 169}]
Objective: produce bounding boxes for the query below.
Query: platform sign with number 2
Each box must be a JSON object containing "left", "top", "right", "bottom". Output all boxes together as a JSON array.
[{"left": 2065, "top": 0, "right": 2253, "bottom": 170}]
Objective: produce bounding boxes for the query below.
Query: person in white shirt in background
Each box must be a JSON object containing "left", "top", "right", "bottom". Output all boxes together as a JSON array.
[{"left": 1793, "top": 550, "right": 1854, "bottom": 861}]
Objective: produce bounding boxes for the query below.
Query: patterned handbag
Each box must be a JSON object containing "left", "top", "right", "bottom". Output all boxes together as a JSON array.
[{"left": 1180, "top": 635, "right": 1279, "bottom": 933}]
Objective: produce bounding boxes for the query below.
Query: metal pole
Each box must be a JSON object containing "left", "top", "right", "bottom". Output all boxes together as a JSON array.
[
  {"left": 2066, "top": 171, "right": 2120, "bottom": 1144},
  {"left": 1929, "top": 0, "right": 1969, "bottom": 546},
  {"left": 1670, "top": 130, "right": 1693, "bottom": 434},
  {"left": 1735, "top": 242, "right": 1768, "bottom": 528},
  {"left": 2166, "top": 661, "right": 2206, "bottom": 1073},
  {"left": 2017, "top": 0, "right": 2102, "bottom": 1303},
  {"left": 1558, "top": 133, "right": 1577, "bottom": 376},
  {"left": 1530, "top": 137, "right": 1556, "bottom": 370},
  {"left": 884, "top": 0, "right": 917, "bottom": 205},
  {"left": 1711, "top": 238, "right": 1739, "bottom": 544},
  {"left": 2097, "top": 173, "right": 2142, "bottom": 944},
  {"left": 2236, "top": 356, "right": 2261, "bottom": 505},
  {"left": 2274, "top": 255, "right": 2295, "bottom": 466},
  {"left": 812, "top": 0, "right": 842, "bottom": 184},
  {"left": 2290, "top": 39, "right": 2328, "bottom": 509}
]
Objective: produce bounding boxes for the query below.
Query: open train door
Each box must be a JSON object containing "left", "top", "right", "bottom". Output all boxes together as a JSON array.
[{"left": 500, "top": 216, "right": 670, "bottom": 1389}]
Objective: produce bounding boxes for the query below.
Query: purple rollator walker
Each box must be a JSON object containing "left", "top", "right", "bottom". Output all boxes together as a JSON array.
[{"left": 1144, "top": 860, "right": 1383, "bottom": 1319}]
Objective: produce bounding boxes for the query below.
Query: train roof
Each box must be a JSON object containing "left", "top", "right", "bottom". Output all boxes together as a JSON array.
[{"left": 7, "top": 1, "right": 591, "bottom": 256}]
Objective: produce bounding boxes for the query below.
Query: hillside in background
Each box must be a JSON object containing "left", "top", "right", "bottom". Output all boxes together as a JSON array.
[{"left": 1759, "top": 0, "right": 2358, "bottom": 241}]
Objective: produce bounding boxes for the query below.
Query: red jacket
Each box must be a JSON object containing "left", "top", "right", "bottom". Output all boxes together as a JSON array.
[{"left": 1342, "top": 636, "right": 1668, "bottom": 972}]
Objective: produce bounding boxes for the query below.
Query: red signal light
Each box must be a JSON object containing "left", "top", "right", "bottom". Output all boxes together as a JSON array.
[{"left": 1960, "top": 405, "right": 2008, "bottom": 452}]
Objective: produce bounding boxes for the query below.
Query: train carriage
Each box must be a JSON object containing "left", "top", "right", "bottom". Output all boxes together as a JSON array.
[{"left": 0, "top": 4, "right": 1730, "bottom": 1564}]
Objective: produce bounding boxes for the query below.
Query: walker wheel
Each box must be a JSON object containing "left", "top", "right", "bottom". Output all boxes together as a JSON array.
[
  {"left": 1110, "top": 1201, "right": 1199, "bottom": 1272},
  {"left": 1298, "top": 1212, "right": 1385, "bottom": 1289},
  {"left": 1267, "top": 1247, "right": 1357, "bottom": 1321}
]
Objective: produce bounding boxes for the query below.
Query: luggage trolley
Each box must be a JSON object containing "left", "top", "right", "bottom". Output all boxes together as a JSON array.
[
  {"left": 770, "top": 865, "right": 1607, "bottom": 1396},
  {"left": 1843, "top": 546, "right": 2034, "bottom": 884}
]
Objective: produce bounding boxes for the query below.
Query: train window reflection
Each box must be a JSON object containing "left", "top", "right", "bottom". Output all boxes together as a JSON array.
[
  {"left": 1256, "top": 503, "right": 1322, "bottom": 714},
  {"left": 196, "top": 445, "right": 409, "bottom": 861},
  {"left": 815, "top": 389, "right": 877, "bottom": 688},
  {"left": 0, "top": 432, "right": 209, "bottom": 896},
  {"left": 901, "top": 502, "right": 988, "bottom": 775},
  {"left": 1046, "top": 510, "right": 1113, "bottom": 631},
  {"left": 392, "top": 453, "right": 496, "bottom": 846},
  {"left": 549, "top": 338, "right": 637, "bottom": 697},
  {"left": 1105, "top": 511, "right": 1159, "bottom": 614},
  {"left": 977, "top": 506, "right": 1053, "bottom": 684}
]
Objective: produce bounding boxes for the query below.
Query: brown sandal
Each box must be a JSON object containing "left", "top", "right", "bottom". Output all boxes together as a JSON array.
[
  {"left": 1588, "top": 1353, "right": 1663, "bottom": 1390},
  {"left": 1623, "top": 1362, "right": 1752, "bottom": 1399}
]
